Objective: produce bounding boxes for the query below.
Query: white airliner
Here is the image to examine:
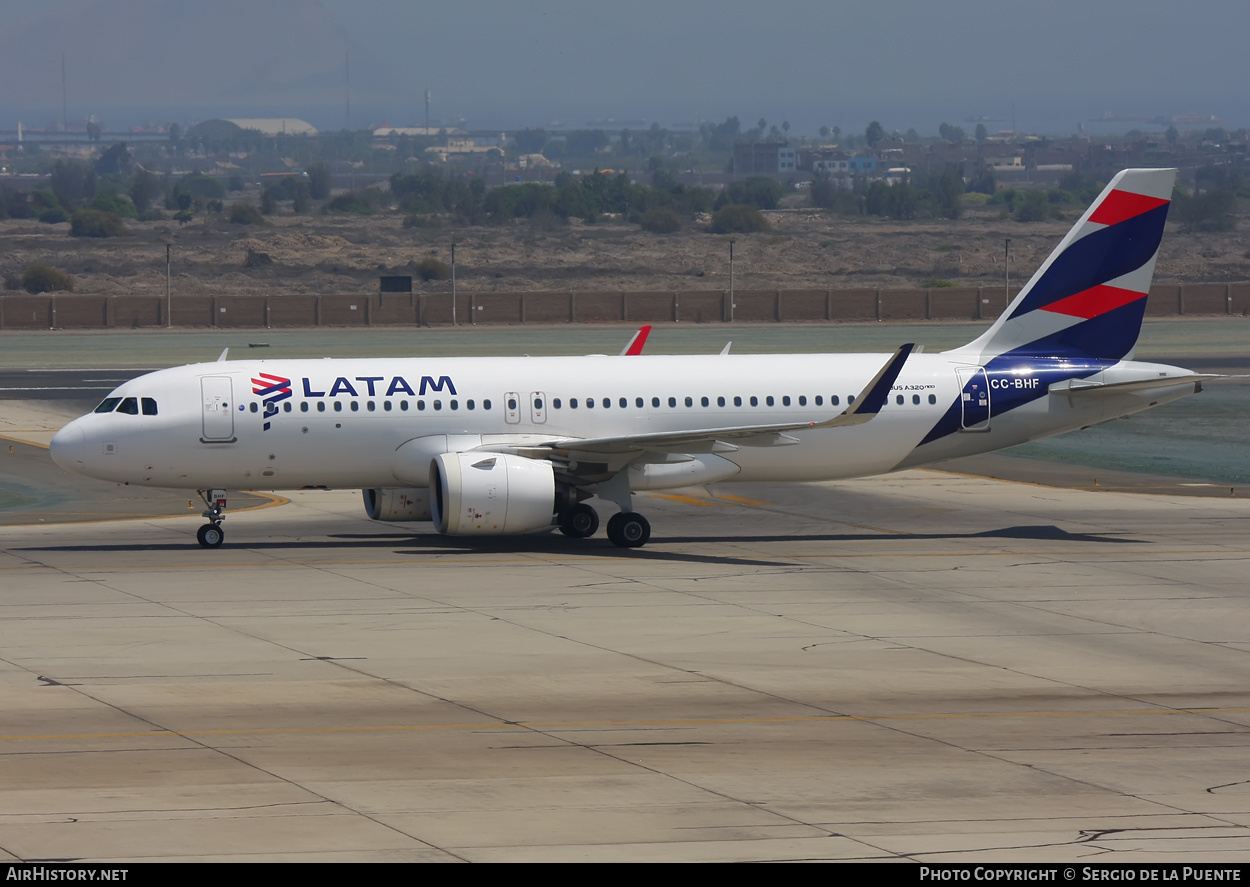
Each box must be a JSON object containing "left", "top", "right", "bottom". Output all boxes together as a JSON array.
[{"left": 51, "top": 168, "right": 1210, "bottom": 549}]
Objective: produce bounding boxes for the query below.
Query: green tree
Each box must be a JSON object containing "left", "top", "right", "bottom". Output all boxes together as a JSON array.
[
  {"left": 308, "top": 163, "right": 331, "bottom": 200},
  {"left": 71, "top": 208, "right": 128, "bottom": 237},
  {"left": 866, "top": 120, "right": 885, "bottom": 147},
  {"left": 975, "top": 123, "right": 988, "bottom": 143},
  {"left": 292, "top": 180, "right": 310, "bottom": 214},
  {"left": 323, "top": 188, "right": 385, "bottom": 215},
  {"left": 413, "top": 256, "right": 450, "bottom": 281},
  {"left": 50, "top": 160, "right": 96, "bottom": 210},
  {"left": 716, "top": 176, "right": 784, "bottom": 210},
  {"left": 966, "top": 164, "right": 995, "bottom": 195},
  {"left": 95, "top": 141, "right": 131, "bottom": 176},
  {"left": 229, "top": 202, "right": 265, "bottom": 225},
  {"left": 810, "top": 173, "right": 859, "bottom": 213},
  {"left": 89, "top": 192, "right": 137, "bottom": 218},
  {"left": 1172, "top": 186, "right": 1236, "bottom": 232},
  {"left": 925, "top": 165, "right": 965, "bottom": 219},
  {"left": 864, "top": 180, "right": 918, "bottom": 219},
  {"left": 21, "top": 264, "right": 74, "bottom": 293},
  {"left": 1015, "top": 189, "right": 1050, "bottom": 222},
  {"left": 32, "top": 189, "right": 69, "bottom": 223},
  {"left": 0, "top": 185, "right": 32, "bottom": 219},
  {"left": 710, "top": 204, "right": 770, "bottom": 234},
  {"left": 130, "top": 169, "right": 157, "bottom": 213},
  {"left": 178, "top": 173, "right": 225, "bottom": 200},
  {"left": 639, "top": 207, "right": 682, "bottom": 234}
]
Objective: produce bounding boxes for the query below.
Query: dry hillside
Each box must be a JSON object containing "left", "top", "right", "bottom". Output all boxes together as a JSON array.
[{"left": 2, "top": 204, "right": 1246, "bottom": 300}]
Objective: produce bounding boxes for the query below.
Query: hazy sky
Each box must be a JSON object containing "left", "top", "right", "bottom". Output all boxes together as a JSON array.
[{"left": 2, "top": 0, "right": 1247, "bottom": 136}]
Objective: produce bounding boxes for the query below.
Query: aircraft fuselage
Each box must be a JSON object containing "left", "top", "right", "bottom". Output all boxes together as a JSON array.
[{"left": 51, "top": 352, "right": 1199, "bottom": 492}]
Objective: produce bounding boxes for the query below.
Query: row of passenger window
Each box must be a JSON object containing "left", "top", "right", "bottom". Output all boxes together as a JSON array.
[
  {"left": 251, "top": 393, "right": 940, "bottom": 415},
  {"left": 250, "top": 398, "right": 493, "bottom": 415},
  {"left": 550, "top": 394, "right": 853, "bottom": 410},
  {"left": 94, "top": 396, "right": 158, "bottom": 416},
  {"left": 546, "top": 393, "right": 936, "bottom": 409}
]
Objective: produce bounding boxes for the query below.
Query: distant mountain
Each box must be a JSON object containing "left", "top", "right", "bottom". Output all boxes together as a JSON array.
[{"left": 0, "top": 0, "right": 395, "bottom": 124}]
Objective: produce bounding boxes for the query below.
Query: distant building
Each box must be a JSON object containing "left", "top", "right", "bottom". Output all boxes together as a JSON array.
[
  {"left": 372, "top": 126, "right": 467, "bottom": 138},
  {"left": 847, "top": 156, "right": 878, "bottom": 175},
  {"left": 813, "top": 158, "right": 850, "bottom": 175},
  {"left": 985, "top": 154, "right": 1023, "bottom": 171},
  {"left": 733, "top": 141, "right": 795, "bottom": 175},
  {"left": 188, "top": 118, "right": 318, "bottom": 139}
]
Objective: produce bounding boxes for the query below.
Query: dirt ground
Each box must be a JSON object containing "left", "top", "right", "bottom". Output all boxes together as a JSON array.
[{"left": 1, "top": 203, "right": 1246, "bottom": 299}]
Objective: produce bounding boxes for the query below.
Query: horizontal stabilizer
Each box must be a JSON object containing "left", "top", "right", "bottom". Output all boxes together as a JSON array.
[{"left": 1049, "top": 374, "right": 1217, "bottom": 397}]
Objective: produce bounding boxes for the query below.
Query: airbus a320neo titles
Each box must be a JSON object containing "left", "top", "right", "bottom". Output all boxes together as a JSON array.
[{"left": 51, "top": 168, "right": 1211, "bottom": 549}]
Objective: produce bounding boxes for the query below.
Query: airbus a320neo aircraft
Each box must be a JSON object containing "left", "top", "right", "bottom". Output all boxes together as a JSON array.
[{"left": 51, "top": 168, "right": 1210, "bottom": 549}]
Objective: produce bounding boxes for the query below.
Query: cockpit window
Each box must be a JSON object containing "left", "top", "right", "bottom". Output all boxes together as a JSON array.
[
  {"left": 141, "top": 397, "right": 158, "bottom": 416},
  {"left": 117, "top": 397, "right": 139, "bottom": 415},
  {"left": 94, "top": 397, "right": 122, "bottom": 414}
]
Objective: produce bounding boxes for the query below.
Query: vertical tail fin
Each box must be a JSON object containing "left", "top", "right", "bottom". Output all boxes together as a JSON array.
[{"left": 952, "top": 168, "right": 1176, "bottom": 363}]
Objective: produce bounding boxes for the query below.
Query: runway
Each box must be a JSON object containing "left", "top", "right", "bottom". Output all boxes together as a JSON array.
[{"left": 3, "top": 462, "right": 1250, "bottom": 861}]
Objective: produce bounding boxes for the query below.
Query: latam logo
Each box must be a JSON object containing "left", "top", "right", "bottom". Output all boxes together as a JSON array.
[
  {"left": 300, "top": 375, "right": 457, "bottom": 398},
  {"left": 252, "top": 373, "right": 292, "bottom": 430},
  {"left": 252, "top": 373, "right": 293, "bottom": 399},
  {"left": 251, "top": 374, "right": 459, "bottom": 430}
]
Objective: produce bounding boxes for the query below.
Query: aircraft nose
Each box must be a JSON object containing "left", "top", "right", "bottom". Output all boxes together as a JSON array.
[{"left": 50, "top": 422, "right": 86, "bottom": 473}]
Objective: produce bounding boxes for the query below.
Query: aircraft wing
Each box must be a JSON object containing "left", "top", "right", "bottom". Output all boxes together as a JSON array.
[{"left": 540, "top": 344, "right": 914, "bottom": 456}]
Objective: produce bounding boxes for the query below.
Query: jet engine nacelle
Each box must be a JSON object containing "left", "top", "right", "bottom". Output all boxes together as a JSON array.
[
  {"left": 429, "top": 452, "right": 556, "bottom": 535},
  {"left": 362, "top": 488, "right": 432, "bottom": 522}
]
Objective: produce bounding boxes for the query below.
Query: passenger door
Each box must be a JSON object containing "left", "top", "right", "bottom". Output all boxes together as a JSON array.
[
  {"left": 956, "top": 367, "right": 990, "bottom": 431},
  {"left": 201, "top": 376, "right": 236, "bottom": 442}
]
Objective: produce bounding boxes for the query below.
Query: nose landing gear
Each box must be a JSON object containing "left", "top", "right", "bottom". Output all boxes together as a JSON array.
[{"left": 196, "top": 489, "right": 227, "bottom": 548}]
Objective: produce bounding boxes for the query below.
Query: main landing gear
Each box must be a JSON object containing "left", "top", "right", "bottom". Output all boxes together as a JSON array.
[
  {"left": 196, "top": 489, "right": 227, "bottom": 548},
  {"left": 606, "top": 512, "right": 650, "bottom": 548},
  {"left": 557, "top": 503, "right": 651, "bottom": 548},
  {"left": 559, "top": 502, "right": 599, "bottom": 538}
]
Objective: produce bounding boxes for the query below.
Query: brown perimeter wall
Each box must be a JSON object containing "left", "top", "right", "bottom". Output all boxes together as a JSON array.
[{"left": 3, "top": 283, "right": 1248, "bottom": 330}]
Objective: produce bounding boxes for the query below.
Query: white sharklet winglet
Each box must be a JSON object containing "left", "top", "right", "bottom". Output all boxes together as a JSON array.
[
  {"left": 543, "top": 344, "right": 914, "bottom": 455},
  {"left": 217, "top": 348, "right": 229, "bottom": 362}
]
